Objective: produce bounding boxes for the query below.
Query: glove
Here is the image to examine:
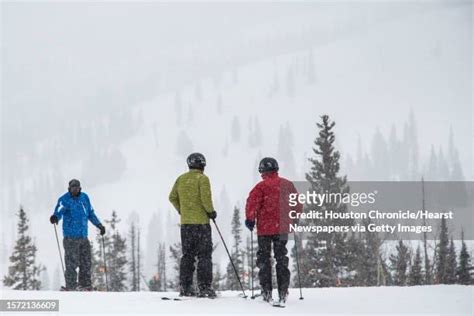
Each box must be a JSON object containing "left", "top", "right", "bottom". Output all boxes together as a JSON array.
[
  {"left": 50, "top": 215, "right": 58, "bottom": 224},
  {"left": 97, "top": 224, "right": 106, "bottom": 236},
  {"left": 245, "top": 219, "right": 255, "bottom": 231},
  {"left": 207, "top": 211, "right": 217, "bottom": 220}
]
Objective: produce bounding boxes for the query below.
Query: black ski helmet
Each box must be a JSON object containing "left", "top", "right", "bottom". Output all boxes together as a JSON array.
[
  {"left": 258, "top": 157, "right": 279, "bottom": 173},
  {"left": 187, "top": 152, "right": 206, "bottom": 170}
]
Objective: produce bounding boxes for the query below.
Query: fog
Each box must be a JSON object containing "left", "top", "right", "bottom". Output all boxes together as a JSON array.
[{"left": 1, "top": 1, "right": 472, "bottom": 288}]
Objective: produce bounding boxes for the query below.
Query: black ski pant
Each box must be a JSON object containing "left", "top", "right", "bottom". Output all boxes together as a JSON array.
[
  {"left": 180, "top": 224, "right": 213, "bottom": 291},
  {"left": 256, "top": 234, "right": 290, "bottom": 293},
  {"left": 63, "top": 237, "right": 92, "bottom": 290}
]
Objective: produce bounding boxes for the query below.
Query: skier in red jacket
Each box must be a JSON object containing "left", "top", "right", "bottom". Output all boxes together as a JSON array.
[{"left": 245, "top": 157, "right": 302, "bottom": 305}]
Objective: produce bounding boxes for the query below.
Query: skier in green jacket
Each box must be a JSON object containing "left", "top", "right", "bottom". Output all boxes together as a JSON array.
[{"left": 169, "top": 152, "right": 217, "bottom": 298}]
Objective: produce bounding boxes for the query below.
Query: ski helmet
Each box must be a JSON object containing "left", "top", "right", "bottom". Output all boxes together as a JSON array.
[
  {"left": 187, "top": 152, "right": 206, "bottom": 170},
  {"left": 258, "top": 157, "right": 279, "bottom": 173}
]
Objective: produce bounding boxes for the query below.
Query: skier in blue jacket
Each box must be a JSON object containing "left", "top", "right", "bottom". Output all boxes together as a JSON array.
[{"left": 50, "top": 179, "right": 105, "bottom": 290}]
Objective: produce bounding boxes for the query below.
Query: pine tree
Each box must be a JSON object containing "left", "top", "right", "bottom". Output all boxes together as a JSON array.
[
  {"left": 436, "top": 217, "right": 449, "bottom": 284},
  {"left": 226, "top": 206, "right": 244, "bottom": 290},
  {"left": 409, "top": 246, "right": 423, "bottom": 285},
  {"left": 3, "top": 208, "right": 43, "bottom": 290},
  {"left": 169, "top": 243, "right": 182, "bottom": 290},
  {"left": 137, "top": 227, "right": 142, "bottom": 291},
  {"left": 129, "top": 223, "right": 138, "bottom": 291},
  {"left": 106, "top": 211, "right": 128, "bottom": 291},
  {"left": 457, "top": 231, "right": 471, "bottom": 285},
  {"left": 303, "top": 115, "right": 353, "bottom": 287},
  {"left": 389, "top": 240, "right": 410, "bottom": 286},
  {"left": 446, "top": 238, "right": 457, "bottom": 284},
  {"left": 351, "top": 219, "right": 381, "bottom": 286}
]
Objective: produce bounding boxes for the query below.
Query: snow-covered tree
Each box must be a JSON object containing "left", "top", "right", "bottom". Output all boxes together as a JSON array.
[
  {"left": 3, "top": 207, "right": 43, "bottom": 290},
  {"left": 389, "top": 240, "right": 410, "bottom": 286},
  {"left": 409, "top": 246, "right": 423, "bottom": 285},
  {"left": 436, "top": 217, "right": 449, "bottom": 284},
  {"left": 302, "top": 115, "right": 353, "bottom": 287},
  {"left": 457, "top": 231, "right": 471, "bottom": 285},
  {"left": 226, "top": 206, "right": 244, "bottom": 290},
  {"left": 446, "top": 238, "right": 457, "bottom": 284},
  {"left": 105, "top": 211, "right": 128, "bottom": 291}
]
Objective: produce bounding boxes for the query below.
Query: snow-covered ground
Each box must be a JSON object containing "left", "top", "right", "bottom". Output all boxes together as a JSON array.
[{"left": 1, "top": 285, "right": 472, "bottom": 315}]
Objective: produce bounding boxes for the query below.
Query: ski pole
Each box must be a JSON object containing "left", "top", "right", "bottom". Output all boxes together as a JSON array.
[
  {"left": 101, "top": 235, "right": 109, "bottom": 291},
  {"left": 250, "top": 230, "right": 255, "bottom": 299},
  {"left": 293, "top": 232, "right": 304, "bottom": 300},
  {"left": 212, "top": 218, "right": 247, "bottom": 298},
  {"left": 53, "top": 224, "right": 66, "bottom": 283}
]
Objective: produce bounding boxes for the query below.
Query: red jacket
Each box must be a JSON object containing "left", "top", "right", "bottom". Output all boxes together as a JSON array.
[{"left": 245, "top": 172, "right": 302, "bottom": 236}]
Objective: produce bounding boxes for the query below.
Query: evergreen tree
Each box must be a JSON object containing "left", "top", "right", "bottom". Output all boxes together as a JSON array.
[
  {"left": 226, "top": 206, "right": 244, "bottom": 290},
  {"left": 371, "top": 127, "right": 389, "bottom": 180},
  {"left": 446, "top": 238, "right": 457, "bottom": 284},
  {"left": 389, "top": 240, "right": 410, "bottom": 286},
  {"left": 169, "top": 243, "right": 182, "bottom": 290},
  {"left": 106, "top": 211, "right": 128, "bottom": 291},
  {"left": 409, "top": 246, "right": 423, "bottom": 285},
  {"left": 302, "top": 115, "right": 353, "bottom": 287},
  {"left": 137, "top": 227, "right": 142, "bottom": 290},
  {"left": 351, "top": 219, "right": 381, "bottom": 286},
  {"left": 3, "top": 208, "right": 43, "bottom": 290},
  {"left": 457, "top": 231, "right": 471, "bottom": 285},
  {"left": 436, "top": 217, "right": 449, "bottom": 284},
  {"left": 129, "top": 223, "right": 138, "bottom": 291}
]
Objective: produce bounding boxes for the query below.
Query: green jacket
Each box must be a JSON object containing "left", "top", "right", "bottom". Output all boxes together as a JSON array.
[{"left": 169, "top": 169, "right": 215, "bottom": 224}]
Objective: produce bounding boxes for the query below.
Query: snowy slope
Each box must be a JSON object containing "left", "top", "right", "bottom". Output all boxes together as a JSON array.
[
  {"left": 1, "top": 3, "right": 472, "bottom": 284},
  {"left": 1, "top": 285, "right": 472, "bottom": 315}
]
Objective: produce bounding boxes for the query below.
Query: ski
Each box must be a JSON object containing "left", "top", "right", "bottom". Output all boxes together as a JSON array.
[
  {"left": 161, "top": 295, "right": 217, "bottom": 301},
  {"left": 161, "top": 297, "right": 187, "bottom": 301}
]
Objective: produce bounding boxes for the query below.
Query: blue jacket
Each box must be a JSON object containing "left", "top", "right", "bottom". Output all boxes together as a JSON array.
[{"left": 53, "top": 192, "right": 102, "bottom": 238}]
